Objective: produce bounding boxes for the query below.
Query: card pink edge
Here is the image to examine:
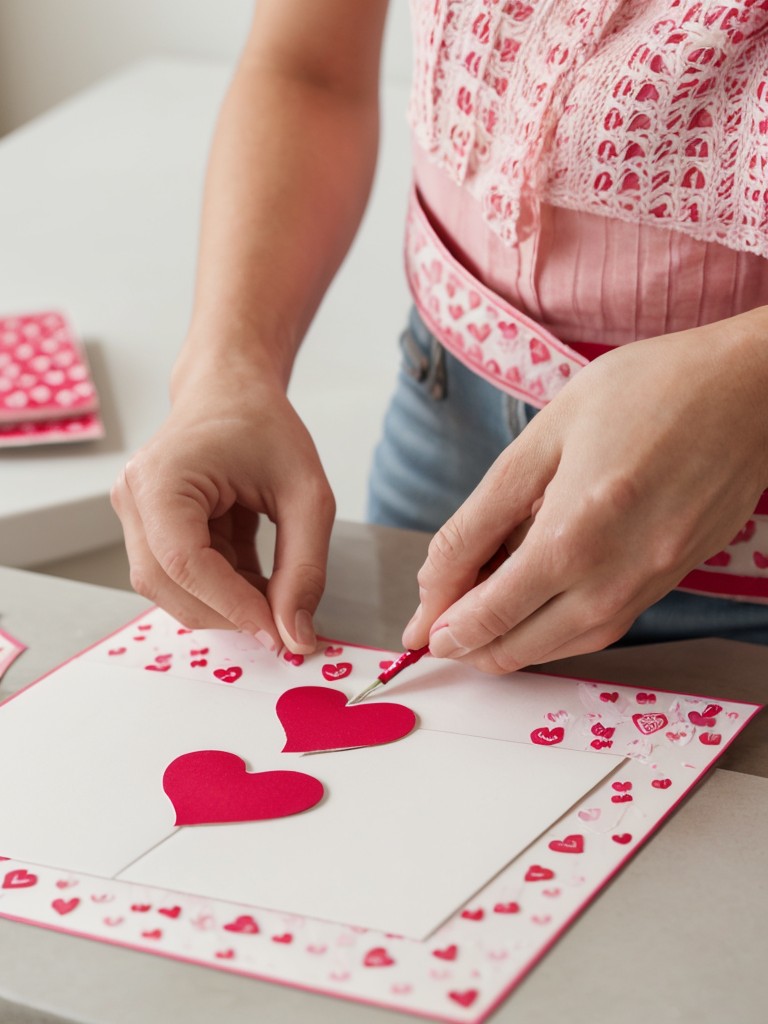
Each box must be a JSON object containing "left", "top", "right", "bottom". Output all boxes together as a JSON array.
[{"left": 0, "top": 605, "right": 763, "bottom": 1024}]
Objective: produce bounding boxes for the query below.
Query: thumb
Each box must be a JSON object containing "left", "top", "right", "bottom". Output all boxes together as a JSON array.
[
  {"left": 402, "top": 428, "right": 558, "bottom": 649},
  {"left": 267, "top": 482, "right": 335, "bottom": 653}
]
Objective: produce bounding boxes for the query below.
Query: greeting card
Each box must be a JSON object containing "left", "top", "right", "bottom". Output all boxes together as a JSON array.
[{"left": 0, "top": 609, "right": 760, "bottom": 1022}]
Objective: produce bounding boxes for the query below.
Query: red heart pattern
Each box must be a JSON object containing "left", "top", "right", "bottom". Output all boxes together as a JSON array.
[
  {"left": 163, "top": 750, "right": 324, "bottom": 825},
  {"left": 632, "top": 712, "right": 668, "bottom": 735},
  {"left": 2, "top": 869, "right": 38, "bottom": 889},
  {"left": 548, "top": 834, "right": 584, "bottom": 854},
  {"left": 276, "top": 686, "right": 416, "bottom": 753},
  {"left": 213, "top": 666, "right": 243, "bottom": 684},
  {"left": 321, "top": 662, "right": 352, "bottom": 682},
  {"left": 529, "top": 726, "right": 564, "bottom": 746}
]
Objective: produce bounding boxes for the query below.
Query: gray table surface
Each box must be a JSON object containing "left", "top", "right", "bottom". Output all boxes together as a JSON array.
[{"left": 1, "top": 522, "right": 766, "bottom": 1024}]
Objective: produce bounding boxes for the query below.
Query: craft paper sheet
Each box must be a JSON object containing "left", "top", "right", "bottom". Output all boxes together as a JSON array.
[
  {"left": 0, "top": 610, "right": 760, "bottom": 1023},
  {"left": 0, "top": 312, "right": 104, "bottom": 445}
]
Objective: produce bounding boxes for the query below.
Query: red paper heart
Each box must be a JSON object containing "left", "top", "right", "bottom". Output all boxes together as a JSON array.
[
  {"left": 612, "top": 833, "right": 633, "bottom": 845},
  {"left": 461, "top": 908, "right": 484, "bottom": 921},
  {"left": 324, "top": 645, "right": 344, "bottom": 658},
  {"left": 548, "top": 834, "right": 584, "bottom": 854},
  {"left": 702, "top": 703, "right": 723, "bottom": 718},
  {"left": 652, "top": 778, "right": 672, "bottom": 789},
  {"left": 276, "top": 686, "right": 416, "bottom": 753},
  {"left": 530, "top": 726, "right": 564, "bottom": 746},
  {"left": 433, "top": 944, "right": 458, "bottom": 960},
  {"left": 158, "top": 905, "right": 181, "bottom": 919},
  {"left": 636, "top": 692, "right": 656, "bottom": 704},
  {"left": 163, "top": 750, "right": 324, "bottom": 825},
  {"left": 599, "top": 691, "right": 619, "bottom": 703},
  {"left": 272, "top": 933, "right": 293, "bottom": 944}
]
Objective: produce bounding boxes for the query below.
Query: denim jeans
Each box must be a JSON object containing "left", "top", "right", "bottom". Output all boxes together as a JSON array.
[{"left": 367, "top": 306, "right": 768, "bottom": 646}]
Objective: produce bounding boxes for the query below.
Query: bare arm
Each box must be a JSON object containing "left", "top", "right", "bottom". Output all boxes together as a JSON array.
[{"left": 113, "top": 0, "right": 391, "bottom": 650}]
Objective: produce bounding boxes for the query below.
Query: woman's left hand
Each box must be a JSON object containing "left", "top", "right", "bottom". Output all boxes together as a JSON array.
[{"left": 402, "top": 310, "right": 768, "bottom": 672}]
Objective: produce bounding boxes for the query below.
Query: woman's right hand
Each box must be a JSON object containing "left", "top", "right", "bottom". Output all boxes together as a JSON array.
[{"left": 111, "top": 368, "right": 335, "bottom": 654}]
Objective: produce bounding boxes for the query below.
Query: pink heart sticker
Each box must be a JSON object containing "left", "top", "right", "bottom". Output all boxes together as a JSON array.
[
  {"left": 163, "top": 751, "right": 324, "bottom": 825},
  {"left": 276, "top": 686, "right": 416, "bottom": 753}
]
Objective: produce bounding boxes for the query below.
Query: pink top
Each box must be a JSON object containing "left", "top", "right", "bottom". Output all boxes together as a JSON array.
[
  {"left": 413, "top": 143, "right": 768, "bottom": 347},
  {"left": 409, "top": 1, "right": 768, "bottom": 261}
]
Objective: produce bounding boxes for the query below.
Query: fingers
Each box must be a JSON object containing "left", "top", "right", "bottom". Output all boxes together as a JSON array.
[
  {"left": 268, "top": 478, "right": 336, "bottom": 654},
  {"left": 113, "top": 468, "right": 279, "bottom": 648},
  {"left": 402, "top": 432, "right": 558, "bottom": 649},
  {"left": 444, "top": 587, "right": 635, "bottom": 675}
]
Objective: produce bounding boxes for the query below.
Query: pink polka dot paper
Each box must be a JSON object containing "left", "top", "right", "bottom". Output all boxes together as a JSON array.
[
  {"left": 0, "top": 312, "right": 98, "bottom": 424},
  {"left": 0, "top": 311, "right": 103, "bottom": 446}
]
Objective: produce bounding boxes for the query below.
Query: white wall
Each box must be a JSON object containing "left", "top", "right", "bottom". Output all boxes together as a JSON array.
[{"left": 0, "top": 0, "right": 412, "bottom": 135}]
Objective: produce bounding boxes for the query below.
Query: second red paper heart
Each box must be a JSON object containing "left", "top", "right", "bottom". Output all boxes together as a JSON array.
[{"left": 276, "top": 686, "right": 417, "bottom": 753}]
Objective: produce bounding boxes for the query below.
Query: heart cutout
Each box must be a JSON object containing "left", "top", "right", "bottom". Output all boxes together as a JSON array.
[
  {"left": 163, "top": 750, "right": 324, "bottom": 825},
  {"left": 276, "top": 686, "right": 416, "bottom": 753}
]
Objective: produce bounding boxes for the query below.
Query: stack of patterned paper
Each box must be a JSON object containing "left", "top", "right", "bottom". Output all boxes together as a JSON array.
[{"left": 0, "top": 311, "right": 103, "bottom": 446}]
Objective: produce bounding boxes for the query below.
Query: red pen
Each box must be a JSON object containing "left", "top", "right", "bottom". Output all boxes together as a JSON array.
[{"left": 346, "top": 645, "right": 430, "bottom": 705}]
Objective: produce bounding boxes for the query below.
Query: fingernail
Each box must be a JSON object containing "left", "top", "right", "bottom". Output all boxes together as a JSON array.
[
  {"left": 255, "top": 628, "right": 277, "bottom": 653},
  {"left": 429, "top": 625, "right": 469, "bottom": 659},
  {"left": 294, "top": 609, "right": 316, "bottom": 650},
  {"left": 402, "top": 605, "right": 423, "bottom": 646}
]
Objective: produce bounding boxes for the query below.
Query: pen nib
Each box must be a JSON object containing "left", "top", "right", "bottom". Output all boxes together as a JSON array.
[{"left": 346, "top": 678, "right": 384, "bottom": 706}]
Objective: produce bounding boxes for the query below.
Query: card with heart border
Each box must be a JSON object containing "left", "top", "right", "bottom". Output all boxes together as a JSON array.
[{"left": 0, "top": 607, "right": 761, "bottom": 1023}]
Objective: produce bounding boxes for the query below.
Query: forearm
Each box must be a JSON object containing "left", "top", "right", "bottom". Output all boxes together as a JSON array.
[{"left": 175, "top": 44, "right": 381, "bottom": 396}]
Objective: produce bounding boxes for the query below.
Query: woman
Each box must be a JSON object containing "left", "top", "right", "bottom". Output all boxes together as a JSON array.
[{"left": 112, "top": 0, "right": 768, "bottom": 673}]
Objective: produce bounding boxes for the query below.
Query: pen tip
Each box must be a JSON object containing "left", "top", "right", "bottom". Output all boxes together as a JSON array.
[{"left": 347, "top": 679, "right": 384, "bottom": 706}]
